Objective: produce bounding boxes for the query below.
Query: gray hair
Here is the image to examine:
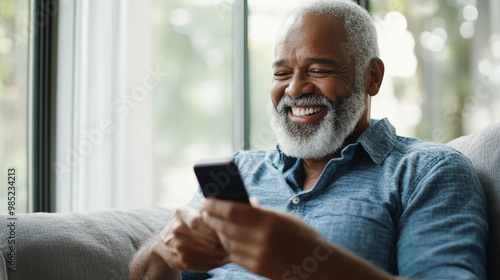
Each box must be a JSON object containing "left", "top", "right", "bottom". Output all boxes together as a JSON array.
[{"left": 287, "top": 0, "right": 379, "bottom": 82}]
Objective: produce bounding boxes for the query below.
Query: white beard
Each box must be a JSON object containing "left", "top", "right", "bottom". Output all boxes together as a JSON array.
[{"left": 267, "top": 87, "right": 366, "bottom": 160}]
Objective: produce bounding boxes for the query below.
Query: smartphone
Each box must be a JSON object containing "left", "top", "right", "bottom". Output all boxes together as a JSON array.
[{"left": 194, "top": 158, "right": 250, "bottom": 204}]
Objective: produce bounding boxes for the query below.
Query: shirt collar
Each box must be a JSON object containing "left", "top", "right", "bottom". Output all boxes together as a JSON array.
[
  {"left": 274, "top": 145, "right": 298, "bottom": 171},
  {"left": 357, "top": 118, "right": 397, "bottom": 165}
]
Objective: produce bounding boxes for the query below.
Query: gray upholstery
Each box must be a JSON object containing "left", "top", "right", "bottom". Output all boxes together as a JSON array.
[
  {"left": 448, "top": 123, "right": 500, "bottom": 280},
  {"left": 0, "top": 207, "right": 174, "bottom": 280}
]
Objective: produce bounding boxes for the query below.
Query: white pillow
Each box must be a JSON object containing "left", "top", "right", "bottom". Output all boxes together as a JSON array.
[{"left": 448, "top": 123, "right": 500, "bottom": 280}]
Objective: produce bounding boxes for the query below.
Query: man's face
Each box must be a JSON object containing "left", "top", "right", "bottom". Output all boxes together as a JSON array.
[
  {"left": 268, "top": 13, "right": 367, "bottom": 159},
  {"left": 271, "top": 13, "right": 356, "bottom": 114}
]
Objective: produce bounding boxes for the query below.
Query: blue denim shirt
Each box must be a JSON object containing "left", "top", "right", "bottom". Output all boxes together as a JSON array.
[{"left": 183, "top": 118, "right": 488, "bottom": 280}]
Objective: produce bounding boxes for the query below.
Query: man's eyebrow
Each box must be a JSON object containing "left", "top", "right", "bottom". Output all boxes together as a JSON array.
[
  {"left": 272, "top": 57, "right": 339, "bottom": 68},
  {"left": 272, "top": 59, "right": 285, "bottom": 68},
  {"left": 306, "top": 57, "right": 339, "bottom": 66}
]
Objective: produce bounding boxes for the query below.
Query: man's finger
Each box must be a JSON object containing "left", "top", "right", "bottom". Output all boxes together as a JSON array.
[
  {"left": 249, "top": 197, "right": 260, "bottom": 207},
  {"left": 199, "top": 197, "right": 252, "bottom": 221},
  {"left": 200, "top": 210, "right": 248, "bottom": 248},
  {"left": 177, "top": 206, "right": 220, "bottom": 241}
]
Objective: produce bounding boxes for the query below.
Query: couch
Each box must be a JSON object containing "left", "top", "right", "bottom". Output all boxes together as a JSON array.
[{"left": 1, "top": 123, "right": 499, "bottom": 280}]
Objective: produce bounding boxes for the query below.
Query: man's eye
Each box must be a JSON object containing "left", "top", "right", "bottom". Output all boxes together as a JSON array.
[
  {"left": 309, "top": 70, "right": 332, "bottom": 77},
  {"left": 273, "top": 72, "right": 291, "bottom": 79}
]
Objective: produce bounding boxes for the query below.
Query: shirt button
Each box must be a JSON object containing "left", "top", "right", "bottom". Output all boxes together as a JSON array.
[{"left": 292, "top": 196, "right": 300, "bottom": 205}]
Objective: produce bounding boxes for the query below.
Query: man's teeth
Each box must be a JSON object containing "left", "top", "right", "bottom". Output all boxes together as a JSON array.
[{"left": 291, "top": 107, "right": 323, "bottom": 117}]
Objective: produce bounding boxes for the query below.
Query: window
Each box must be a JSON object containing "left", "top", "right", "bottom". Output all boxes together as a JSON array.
[
  {"left": 0, "top": 0, "right": 29, "bottom": 214},
  {"left": 150, "top": 0, "right": 234, "bottom": 208},
  {"left": 53, "top": 0, "right": 234, "bottom": 211},
  {"left": 370, "top": 0, "right": 500, "bottom": 141},
  {"left": 247, "top": 0, "right": 500, "bottom": 146}
]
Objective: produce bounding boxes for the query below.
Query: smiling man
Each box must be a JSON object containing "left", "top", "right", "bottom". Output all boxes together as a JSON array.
[{"left": 130, "top": 1, "right": 488, "bottom": 279}]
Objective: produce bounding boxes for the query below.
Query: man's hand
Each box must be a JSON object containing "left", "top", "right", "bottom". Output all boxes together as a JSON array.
[
  {"left": 153, "top": 205, "right": 230, "bottom": 272},
  {"left": 199, "top": 198, "right": 396, "bottom": 280},
  {"left": 130, "top": 205, "right": 229, "bottom": 280},
  {"left": 199, "top": 198, "right": 335, "bottom": 279}
]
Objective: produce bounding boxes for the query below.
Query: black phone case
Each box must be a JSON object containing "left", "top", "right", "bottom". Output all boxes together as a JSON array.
[{"left": 194, "top": 159, "right": 250, "bottom": 204}]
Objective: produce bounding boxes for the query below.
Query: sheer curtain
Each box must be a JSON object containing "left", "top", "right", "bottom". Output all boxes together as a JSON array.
[
  {"left": 54, "top": 0, "right": 155, "bottom": 212},
  {"left": 53, "top": 0, "right": 235, "bottom": 212}
]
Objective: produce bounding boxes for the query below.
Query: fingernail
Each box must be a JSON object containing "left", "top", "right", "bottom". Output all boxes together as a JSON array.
[
  {"left": 249, "top": 197, "right": 260, "bottom": 207},
  {"left": 198, "top": 198, "right": 206, "bottom": 208},
  {"left": 201, "top": 210, "right": 209, "bottom": 220}
]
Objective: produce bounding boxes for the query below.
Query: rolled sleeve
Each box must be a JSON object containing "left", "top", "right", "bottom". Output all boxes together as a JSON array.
[{"left": 397, "top": 153, "right": 489, "bottom": 279}]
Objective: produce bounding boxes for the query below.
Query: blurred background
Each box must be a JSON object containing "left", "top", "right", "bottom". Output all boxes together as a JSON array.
[{"left": 1, "top": 0, "right": 499, "bottom": 213}]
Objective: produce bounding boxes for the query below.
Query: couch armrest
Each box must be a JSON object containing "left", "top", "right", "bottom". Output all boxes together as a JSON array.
[{"left": 0, "top": 207, "right": 174, "bottom": 280}]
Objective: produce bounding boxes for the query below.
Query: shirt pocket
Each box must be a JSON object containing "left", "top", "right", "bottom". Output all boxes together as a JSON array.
[{"left": 307, "top": 200, "right": 396, "bottom": 272}]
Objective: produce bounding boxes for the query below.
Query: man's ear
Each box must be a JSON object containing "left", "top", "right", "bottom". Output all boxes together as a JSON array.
[{"left": 366, "top": 58, "right": 385, "bottom": 97}]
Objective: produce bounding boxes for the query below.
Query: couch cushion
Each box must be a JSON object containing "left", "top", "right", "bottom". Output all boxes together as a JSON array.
[
  {"left": 0, "top": 207, "right": 174, "bottom": 280},
  {"left": 447, "top": 123, "right": 500, "bottom": 280}
]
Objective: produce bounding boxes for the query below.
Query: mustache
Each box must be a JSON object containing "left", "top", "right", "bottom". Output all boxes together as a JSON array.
[{"left": 275, "top": 95, "right": 335, "bottom": 114}]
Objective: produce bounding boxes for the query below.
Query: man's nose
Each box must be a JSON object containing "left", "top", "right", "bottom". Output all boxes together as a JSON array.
[{"left": 285, "top": 74, "right": 314, "bottom": 98}]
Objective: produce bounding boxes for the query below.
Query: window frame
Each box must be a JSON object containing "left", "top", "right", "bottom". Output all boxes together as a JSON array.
[
  {"left": 29, "top": 0, "right": 58, "bottom": 212},
  {"left": 233, "top": 0, "right": 250, "bottom": 151}
]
